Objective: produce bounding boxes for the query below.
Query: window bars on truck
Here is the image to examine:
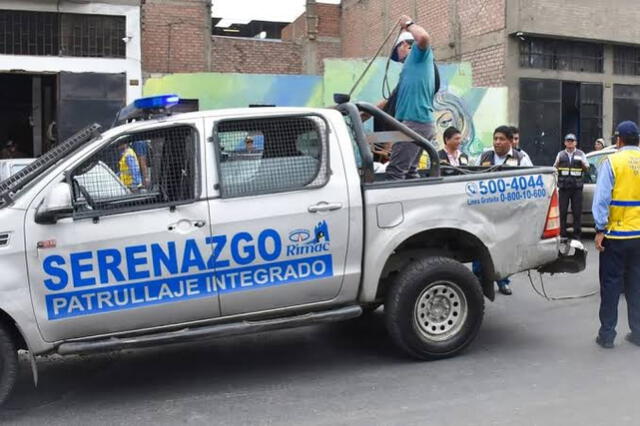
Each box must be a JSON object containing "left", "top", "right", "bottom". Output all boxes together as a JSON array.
[
  {"left": 214, "top": 114, "right": 330, "bottom": 198},
  {"left": 69, "top": 125, "right": 199, "bottom": 219}
]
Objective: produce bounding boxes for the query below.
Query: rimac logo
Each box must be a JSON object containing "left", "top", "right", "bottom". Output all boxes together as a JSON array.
[
  {"left": 289, "top": 229, "right": 311, "bottom": 243},
  {"left": 286, "top": 220, "right": 331, "bottom": 256}
]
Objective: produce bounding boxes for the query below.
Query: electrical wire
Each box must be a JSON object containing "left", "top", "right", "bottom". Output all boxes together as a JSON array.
[
  {"left": 527, "top": 270, "right": 598, "bottom": 301},
  {"left": 347, "top": 26, "right": 402, "bottom": 98}
]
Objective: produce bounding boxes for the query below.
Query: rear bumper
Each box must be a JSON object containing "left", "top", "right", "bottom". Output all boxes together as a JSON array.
[{"left": 537, "top": 239, "right": 587, "bottom": 274}]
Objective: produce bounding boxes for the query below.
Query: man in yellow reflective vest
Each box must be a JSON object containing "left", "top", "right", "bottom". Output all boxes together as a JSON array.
[
  {"left": 117, "top": 140, "right": 142, "bottom": 191},
  {"left": 593, "top": 121, "right": 640, "bottom": 349},
  {"left": 554, "top": 133, "right": 588, "bottom": 240}
]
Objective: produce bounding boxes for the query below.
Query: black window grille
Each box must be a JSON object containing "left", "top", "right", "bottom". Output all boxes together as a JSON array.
[
  {"left": 614, "top": 45, "right": 640, "bottom": 76},
  {"left": 519, "top": 37, "right": 603, "bottom": 73},
  {"left": 70, "top": 125, "right": 199, "bottom": 218},
  {"left": 0, "top": 9, "right": 125, "bottom": 58},
  {"left": 215, "top": 116, "right": 329, "bottom": 198},
  {"left": 613, "top": 84, "right": 640, "bottom": 127}
]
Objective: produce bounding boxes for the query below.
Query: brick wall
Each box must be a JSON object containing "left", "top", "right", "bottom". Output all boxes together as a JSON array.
[
  {"left": 314, "top": 4, "right": 341, "bottom": 74},
  {"left": 341, "top": 0, "right": 507, "bottom": 87},
  {"left": 458, "top": 0, "right": 505, "bottom": 39},
  {"left": 282, "top": 12, "right": 307, "bottom": 41},
  {"left": 142, "top": 0, "right": 211, "bottom": 74},
  {"left": 143, "top": 0, "right": 341, "bottom": 76},
  {"left": 341, "top": 0, "right": 387, "bottom": 59},
  {"left": 461, "top": 44, "right": 504, "bottom": 87},
  {"left": 316, "top": 3, "right": 341, "bottom": 37},
  {"left": 210, "top": 37, "right": 303, "bottom": 74}
]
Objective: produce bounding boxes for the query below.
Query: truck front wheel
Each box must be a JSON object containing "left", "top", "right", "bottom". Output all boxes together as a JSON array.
[
  {"left": 385, "top": 256, "right": 484, "bottom": 360},
  {"left": 0, "top": 324, "right": 18, "bottom": 405}
]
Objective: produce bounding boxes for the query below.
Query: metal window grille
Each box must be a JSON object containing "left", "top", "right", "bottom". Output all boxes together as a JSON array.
[
  {"left": 519, "top": 37, "right": 603, "bottom": 73},
  {"left": 614, "top": 45, "right": 640, "bottom": 76},
  {"left": 61, "top": 13, "right": 126, "bottom": 58},
  {"left": 613, "top": 84, "right": 640, "bottom": 126},
  {"left": 0, "top": 9, "right": 125, "bottom": 58},
  {"left": 70, "top": 125, "right": 199, "bottom": 218},
  {"left": 215, "top": 115, "right": 329, "bottom": 198},
  {"left": 0, "top": 9, "right": 60, "bottom": 56}
]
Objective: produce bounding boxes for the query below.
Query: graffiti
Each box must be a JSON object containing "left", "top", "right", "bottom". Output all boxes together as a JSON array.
[{"left": 143, "top": 59, "right": 508, "bottom": 160}]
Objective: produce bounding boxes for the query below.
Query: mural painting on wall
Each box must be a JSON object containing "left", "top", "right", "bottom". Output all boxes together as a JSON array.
[
  {"left": 144, "top": 60, "right": 507, "bottom": 161},
  {"left": 323, "top": 59, "right": 507, "bottom": 159}
]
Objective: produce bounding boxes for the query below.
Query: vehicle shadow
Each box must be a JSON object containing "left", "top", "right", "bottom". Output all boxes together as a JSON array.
[{"left": 0, "top": 308, "right": 539, "bottom": 420}]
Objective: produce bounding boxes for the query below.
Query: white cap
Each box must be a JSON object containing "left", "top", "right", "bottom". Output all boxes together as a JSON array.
[{"left": 391, "top": 32, "right": 415, "bottom": 62}]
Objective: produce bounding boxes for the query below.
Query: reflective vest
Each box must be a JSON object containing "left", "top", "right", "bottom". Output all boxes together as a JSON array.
[
  {"left": 607, "top": 149, "right": 640, "bottom": 239},
  {"left": 118, "top": 147, "right": 140, "bottom": 188},
  {"left": 438, "top": 149, "right": 469, "bottom": 166},
  {"left": 556, "top": 150, "right": 585, "bottom": 189},
  {"left": 479, "top": 149, "right": 523, "bottom": 166}
]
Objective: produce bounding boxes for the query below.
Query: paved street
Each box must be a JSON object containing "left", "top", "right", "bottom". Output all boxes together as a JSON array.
[{"left": 1, "top": 239, "right": 639, "bottom": 425}]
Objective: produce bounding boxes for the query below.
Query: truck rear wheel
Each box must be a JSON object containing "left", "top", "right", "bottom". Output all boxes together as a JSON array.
[
  {"left": 385, "top": 256, "right": 484, "bottom": 360},
  {"left": 0, "top": 324, "right": 18, "bottom": 405}
]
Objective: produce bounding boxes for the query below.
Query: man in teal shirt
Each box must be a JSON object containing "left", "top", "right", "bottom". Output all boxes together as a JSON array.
[{"left": 386, "top": 15, "right": 436, "bottom": 180}]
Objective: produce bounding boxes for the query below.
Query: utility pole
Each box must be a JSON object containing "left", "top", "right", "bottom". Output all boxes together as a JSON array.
[{"left": 303, "top": 0, "right": 319, "bottom": 74}]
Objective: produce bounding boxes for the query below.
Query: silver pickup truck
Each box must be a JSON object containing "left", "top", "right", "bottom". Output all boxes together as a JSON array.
[{"left": 0, "top": 96, "right": 585, "bottom": 404}]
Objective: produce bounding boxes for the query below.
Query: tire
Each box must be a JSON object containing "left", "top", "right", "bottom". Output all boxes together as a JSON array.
[
  {"left": 385, "top": 256, "right": 484, "bottom": 360},
  {"left": 0, "top": 324, "right": 18, "bottom": 405}
]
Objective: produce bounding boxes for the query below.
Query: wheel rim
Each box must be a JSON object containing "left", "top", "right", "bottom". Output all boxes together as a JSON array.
[{"left": 414, "top": 280, "right": 468, "bottom": 342}]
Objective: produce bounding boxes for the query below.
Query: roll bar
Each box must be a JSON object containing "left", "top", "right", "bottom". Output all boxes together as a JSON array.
[{"left": 334, "top": 101, "right": 440, "bottom": 183}]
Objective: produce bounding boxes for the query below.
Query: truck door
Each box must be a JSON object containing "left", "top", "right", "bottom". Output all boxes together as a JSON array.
[
  {"left": 25, "top": 121, "right": 220, "bottom": 342},
  {"left": 205, "top": 113, "right": 350, "bottom": 316}
]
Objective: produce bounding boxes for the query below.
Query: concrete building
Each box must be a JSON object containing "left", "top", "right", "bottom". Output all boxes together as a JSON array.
[
  {"left": 505, "top": 0, "right": 640, "bottom": 164},
  {"left": 339, "top": 0, "right": 640, "bottom": 164},
  {"left": 0, "top": 0, "right": 141, "bottom": 156}
]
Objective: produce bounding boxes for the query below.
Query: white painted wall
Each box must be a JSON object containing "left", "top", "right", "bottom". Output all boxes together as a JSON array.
[{"left": 0, "top": 0, "right": 142, "bottom": 102}]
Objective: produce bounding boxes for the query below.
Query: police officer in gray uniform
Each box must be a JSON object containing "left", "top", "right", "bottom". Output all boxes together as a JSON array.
[{"left": 554, "top": 133, "right": 588, "bottom": 240}]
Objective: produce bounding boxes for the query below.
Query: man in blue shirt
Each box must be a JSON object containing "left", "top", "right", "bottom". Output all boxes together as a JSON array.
[
  {"left": 385, "top": 15, "right": 436, "bottom": 180},
  {"left": 592, "top": 121, "right": 640, "bottom": 349}
]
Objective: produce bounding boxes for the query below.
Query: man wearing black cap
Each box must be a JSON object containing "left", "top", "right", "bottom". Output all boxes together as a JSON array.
[
  {"left": 592, "top": 121, "right": 640, "bottom": 349},
  {"left": 553, "top": 133, "right": 588, "bottom": 240}
]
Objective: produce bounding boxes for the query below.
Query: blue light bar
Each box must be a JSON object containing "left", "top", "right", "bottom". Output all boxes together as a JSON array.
[
  {"left": 114, "top": 94, "right": 181, "bottom": 126},
  {"left": 133, "top": 94, "right": 180, "bottom": 110}
]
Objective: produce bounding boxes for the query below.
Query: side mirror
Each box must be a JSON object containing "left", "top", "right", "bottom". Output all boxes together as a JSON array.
[{"left": 35, "top": 182, "right": 73, "bottom": 224}]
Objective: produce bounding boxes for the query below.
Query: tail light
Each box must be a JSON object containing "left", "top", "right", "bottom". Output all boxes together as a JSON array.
[{"left": 542, "top": 189, "right": 560, "bottom": 239}]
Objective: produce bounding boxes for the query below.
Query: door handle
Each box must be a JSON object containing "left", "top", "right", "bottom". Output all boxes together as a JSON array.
[
  {"left": 308, "top": 202, "right": 343, "bottom": 213},
  {"left": 168, "top": 219, "right": 206, "bottom": 232}
]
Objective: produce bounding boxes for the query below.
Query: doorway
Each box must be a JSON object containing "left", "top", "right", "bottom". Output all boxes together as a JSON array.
[
  {"left": 519, "top": 79, "right": 602, "bottom": 166},
  {"left": 0, "top": 73, "right": 57, "bottom": 158}
]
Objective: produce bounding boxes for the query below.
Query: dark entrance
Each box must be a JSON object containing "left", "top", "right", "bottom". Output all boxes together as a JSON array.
[
  {"left": 0, "top": 73, "right": 57, "bottom": 158},
  {"left": 57, "top": 72, "right": 126, "bottom": 142},
  {"left": 519, "top": 79, "right": 603, "bottom": 166}
]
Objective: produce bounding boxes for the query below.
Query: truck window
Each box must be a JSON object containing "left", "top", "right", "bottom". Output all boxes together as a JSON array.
[
  {"left": 215, "top": 116, "right": 329, "bottom": 198},
  {"left": 69, "top": 125, "right": 198, "bottom": 217}
]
